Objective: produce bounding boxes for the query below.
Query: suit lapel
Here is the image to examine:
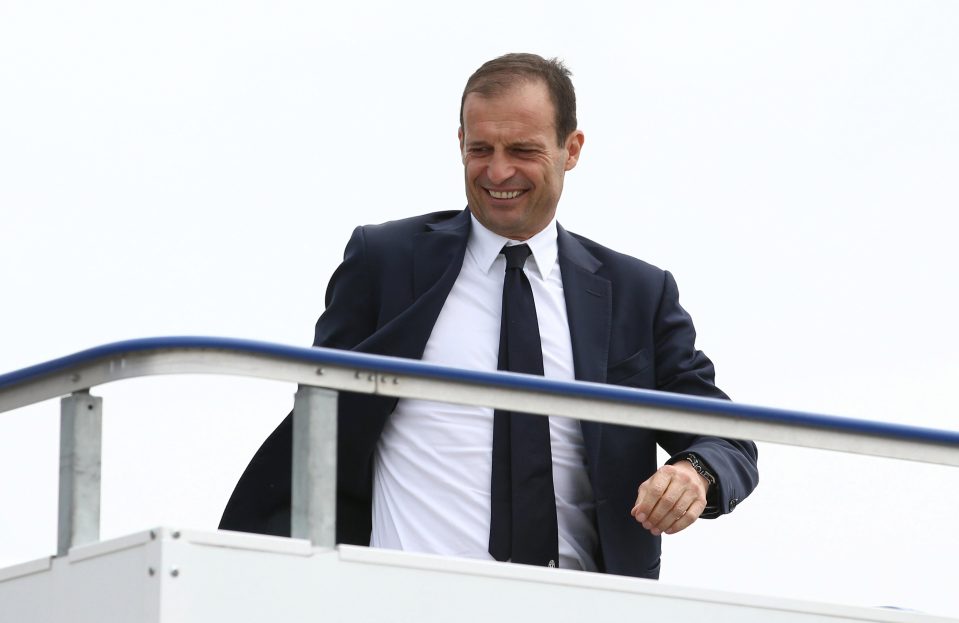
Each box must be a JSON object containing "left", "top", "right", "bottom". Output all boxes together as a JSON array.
[
  {"left": 360, "top": 209, "right": 471, "bottom": 361},
  {"left": 557, "top": 225, "right": 611, "bottom": 474},
  {"left": 558, "top": 225, "right": 610, "bottom": 384},
  {"left": 413, "top": 213, "right": 471, "bottom": 300}
]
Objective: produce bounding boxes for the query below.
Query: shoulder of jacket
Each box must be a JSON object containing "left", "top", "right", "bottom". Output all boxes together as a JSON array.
[
  {"left": 361, "top": 210, "right": 464, "bottom": 236},
  {"left": 564, "top": 229, "right": 667, "bottom": 279}
]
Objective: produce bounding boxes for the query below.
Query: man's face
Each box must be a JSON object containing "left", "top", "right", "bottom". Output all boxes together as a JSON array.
[{"left": 459, "top": 80, "right": 584, "bottom": 241}]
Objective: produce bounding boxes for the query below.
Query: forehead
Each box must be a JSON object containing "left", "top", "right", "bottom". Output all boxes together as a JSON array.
[{"left": 461, "top": 80, "right": 556, "bottom": 141}]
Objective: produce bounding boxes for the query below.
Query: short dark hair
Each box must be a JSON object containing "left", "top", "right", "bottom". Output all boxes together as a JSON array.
[{"left": 460, "top": 53, "right": 577, "bottom": 146}]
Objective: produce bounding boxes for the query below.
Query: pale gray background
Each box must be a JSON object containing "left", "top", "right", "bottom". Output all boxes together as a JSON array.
[{"left": 1, "top": 0, "right": 957, "bottom": 617}]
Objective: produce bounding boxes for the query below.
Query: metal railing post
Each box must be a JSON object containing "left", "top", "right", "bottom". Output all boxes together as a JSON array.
[
  {"left": 57, "top": 390, "right": 102, "bottom": 556},
  {"left": 291, "top": 385, "right": 338, "bottom": 547}
]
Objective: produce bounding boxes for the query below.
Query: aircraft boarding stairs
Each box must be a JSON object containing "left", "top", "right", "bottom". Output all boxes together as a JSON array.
[{"left": 1, "top": 337, "right": 957, "bottom": 622}]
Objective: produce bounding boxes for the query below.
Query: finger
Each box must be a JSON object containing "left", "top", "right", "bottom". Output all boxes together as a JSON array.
[
  {"left": 659, "top": 504, "right": 691, "bottom": 535},
  {"left": 652, "top": 474, "right": 709, "bottom": 534},
  {"left": 641, "top": 463, "right": 698, "bottom": 528},
  {"left": 631, "top": 470, "right": 672, "bottom": 523},
  {"left": 633, "top": 462, "right": 711, "bottom": 534},
  {"left": 642, "top": 479, "right": 691, "bottom": 534},
  {"left": 663, "top": 497, "right": 706, "bottom": 535}
]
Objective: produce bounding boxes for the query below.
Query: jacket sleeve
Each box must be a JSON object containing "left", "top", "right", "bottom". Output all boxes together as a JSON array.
[
  {"left": 219, "top": 226, "right": 379, "bottom": 537},
  {"left": 652, "top": 270, "right": 759, "bottom": 517},
  {"left": 314, "top": 226, "right": 379, "bottom": 349}
]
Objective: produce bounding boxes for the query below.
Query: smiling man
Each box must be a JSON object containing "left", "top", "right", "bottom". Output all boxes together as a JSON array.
[
  {"left": 459, "top": 76, "right": 583, "bottom": 241},
  {"left": 221, "top": 53, "right": 758, "bottom": 578}
]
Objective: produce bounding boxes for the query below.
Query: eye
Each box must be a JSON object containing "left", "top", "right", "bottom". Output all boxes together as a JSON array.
[{"left": 511, "top": 147, "right": 539, "bottom": 157}]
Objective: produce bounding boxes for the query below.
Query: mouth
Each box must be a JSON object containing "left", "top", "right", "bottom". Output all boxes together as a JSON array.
[{"left": 485, "top": 189, "right": 526, "bottom": 200}]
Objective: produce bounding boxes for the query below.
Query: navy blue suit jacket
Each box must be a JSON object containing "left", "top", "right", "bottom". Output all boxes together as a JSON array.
[{"left": 220, "top": 209, "right": 759, "bottom": 579}]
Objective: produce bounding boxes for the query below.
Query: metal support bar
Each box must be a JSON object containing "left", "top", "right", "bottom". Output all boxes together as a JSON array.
[
  {"left": 291, "top": 386, "right": 338, "bottom": 547},
  {"left": 57, "top": 390, "right": 102, "bottom": 556}
]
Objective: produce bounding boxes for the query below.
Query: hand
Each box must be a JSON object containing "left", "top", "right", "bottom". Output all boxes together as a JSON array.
[{"left": 631, "top": 461, "right": 709, "bottom": 536}]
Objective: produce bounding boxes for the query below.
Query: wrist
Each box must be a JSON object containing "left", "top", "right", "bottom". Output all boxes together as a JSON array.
[{"left": 679, "top": 453, "right": 716, "bottom": 489}]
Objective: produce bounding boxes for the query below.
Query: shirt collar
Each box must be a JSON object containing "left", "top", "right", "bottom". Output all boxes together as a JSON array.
[{"left": 468, "top": 213, "right": 559, "bottom": 281}]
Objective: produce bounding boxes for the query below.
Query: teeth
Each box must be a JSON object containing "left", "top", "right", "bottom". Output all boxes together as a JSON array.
[{"left": 489, "top": 190, "right": 523, "bottom": 199}]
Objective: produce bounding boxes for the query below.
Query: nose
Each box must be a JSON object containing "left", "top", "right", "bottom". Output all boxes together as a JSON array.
[{"left": 486, "top": 151, "right": 515, "bottom": 185}]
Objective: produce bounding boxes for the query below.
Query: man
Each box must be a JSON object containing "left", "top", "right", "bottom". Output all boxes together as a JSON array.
[{"left": 221, "top": 53, "right": 758, "bottom": 579}]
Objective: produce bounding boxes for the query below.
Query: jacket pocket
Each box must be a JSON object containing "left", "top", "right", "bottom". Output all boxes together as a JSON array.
[{"left": 607, "top": 349, "right": 651, "bottom": 386}]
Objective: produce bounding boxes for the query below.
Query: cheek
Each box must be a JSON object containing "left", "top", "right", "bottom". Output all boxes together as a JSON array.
[{"left": 464, "top": 160, "right": 483, "bottom": 181}]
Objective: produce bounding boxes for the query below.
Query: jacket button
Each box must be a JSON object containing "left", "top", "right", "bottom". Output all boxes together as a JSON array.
[{"left": 730, "top": 498, "right": 740, "bottom": 510}]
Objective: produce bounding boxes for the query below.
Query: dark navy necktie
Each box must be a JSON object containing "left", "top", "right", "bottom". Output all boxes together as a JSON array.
[{"left": 488, "top": 243, "right": 559, "bottom": 568}]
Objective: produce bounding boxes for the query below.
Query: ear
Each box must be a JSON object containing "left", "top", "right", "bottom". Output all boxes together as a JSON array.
[
  {"left": 458, "top": 126, "right": 466, "bottom": 163},
  {"left": 564, "top": 130, "right": 585, "bottom": 171}
]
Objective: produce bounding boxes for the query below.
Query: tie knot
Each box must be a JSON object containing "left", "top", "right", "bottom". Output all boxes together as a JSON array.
[{"left": 502, "top": 244, "right": 532, "bottom": 270}]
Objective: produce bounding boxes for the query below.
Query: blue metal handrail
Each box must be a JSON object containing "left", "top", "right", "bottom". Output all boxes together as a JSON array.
[
  {"left": 2, "top": 335, "right": 958, "bottom": 448},
  {"left": 2, "top": 335, "right": 958, "bottom": 562}
]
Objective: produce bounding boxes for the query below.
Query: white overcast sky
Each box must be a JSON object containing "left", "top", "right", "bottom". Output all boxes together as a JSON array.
[{"left": 1, "top": 0, "right": 958, "bottom": 618}]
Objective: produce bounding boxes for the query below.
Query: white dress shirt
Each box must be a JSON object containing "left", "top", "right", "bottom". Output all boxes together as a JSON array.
[{"left": 370, "top": 215, "right": 598, "bottom": 571}]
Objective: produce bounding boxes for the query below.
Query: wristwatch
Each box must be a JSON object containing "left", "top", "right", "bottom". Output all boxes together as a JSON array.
[{"left": 678, "top": 453, "right": 716, "bottom": 487}]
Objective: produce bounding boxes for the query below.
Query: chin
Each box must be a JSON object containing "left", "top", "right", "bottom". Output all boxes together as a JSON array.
[{"left": 487, "top": 217, "right": 526, "bottom": 236}]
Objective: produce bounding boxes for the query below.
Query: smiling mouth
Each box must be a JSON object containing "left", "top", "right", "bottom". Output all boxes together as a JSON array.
[{"left": 486, "top": 189, "right": 525, "bottom": 200}]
